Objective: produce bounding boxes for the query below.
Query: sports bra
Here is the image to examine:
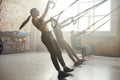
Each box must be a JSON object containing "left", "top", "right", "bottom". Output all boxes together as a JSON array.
[{"left": 38, "top": 18, "right": 44, "bottom": 23}]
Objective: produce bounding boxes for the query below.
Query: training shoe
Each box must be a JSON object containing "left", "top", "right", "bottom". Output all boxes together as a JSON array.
[
  {"left": 80, "top": 58, "right": 87, "bottom": 62},
  {"left": 64, "top": 67, "right": 74, "bottom": 72},
  {"left": 58, "top": 71, "right": 69, "bottom": 79},
  {"left": 74, "top": 61, "right": 82, "bottom": 66}
]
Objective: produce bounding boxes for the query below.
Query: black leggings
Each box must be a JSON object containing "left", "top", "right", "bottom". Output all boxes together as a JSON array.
[{"left": 41, "top": 32, "right": 65, "bottom": 70}]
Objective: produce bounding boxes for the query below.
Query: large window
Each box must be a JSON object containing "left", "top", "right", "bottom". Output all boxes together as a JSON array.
[{"left": 50, "top": 0, "right": 111, "bottom": 31}]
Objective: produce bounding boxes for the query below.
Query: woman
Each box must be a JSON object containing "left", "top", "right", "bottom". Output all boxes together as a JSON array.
[{"left": 19, "top": 0, "right": 73, "bottom": 78}]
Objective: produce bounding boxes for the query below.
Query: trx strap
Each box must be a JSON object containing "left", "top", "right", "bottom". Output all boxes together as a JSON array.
[
  {"left": 59, "top": 12, "right": 88, "bottom": 28},
  {"left": 76, "top": 4, "right": 120, "bottom": 37},
  {"left": 70, "top": 0, "right": 108, "bottom": 25},
  {"left": 51, "top": 0, "right": 79, "bottom": 28},
  {"left": 83, "top": 4, "right": 120, "bottom": 32},
  {"left": 72, "top": 12, "right": 88, "bottom": 25},
  {"left": 74, "top": 0, "right": 108, "bottom": 18},
  {"left": 53, "top": 0, "right": 79, "bottom": 18},
  {"left": 19, "top": 0, "right": 57, "bottom": 30},
  {"left": 57, "top": 0, "right": 108, "bottom": 27},
  {"left": 51, "top": 11, "right": 63, "bottom": 28},
  {"left": 49, "top": 0, "right": 57, "bottom": 9},
  {"left": 78, "top": 19, "right": 110, "bottom": 38},
  {"left": 91, "top": 19, "right": 110, "bottom": 33},
  {"left": 90, "top": 8, "right": 120, "bottom": 34}
]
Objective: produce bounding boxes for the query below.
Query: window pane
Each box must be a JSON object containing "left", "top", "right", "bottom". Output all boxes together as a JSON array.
[
  {"left": 63, "top": 24, "right": 78, "bottom": 31},
  {"left": 79, "top": 0, "right": 94, "bottom": 2},
  {"left": 59, "top": 2, "right": 79, "bottom": 22},
  {"left": 96, "top": 21, "right": 110, "bottom": 31},
  {"left": 79, "top": 2, "right": 93, "bottom": 12},
  {"left": 94, "top": 16, "right": 110, "bottom": 31},
  {"left": 50, "top": 0, "right": 111, "bottom": 31},
  {"left": 94, "top": 0, "right": 110, "bottom": 15},
  {"left": 78, "top": 17, "right": 89, "bottom": 31}
]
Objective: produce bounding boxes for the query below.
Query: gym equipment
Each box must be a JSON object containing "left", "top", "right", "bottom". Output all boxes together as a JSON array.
[
  {"left": 49, "top": 0, "right": 57, "bottom": 9},
  {"left": 51, "top": 0, "right": 79, "bottom": 28},
  {"left": 76, "top": 4, "right": 120, "bottom": 37}
]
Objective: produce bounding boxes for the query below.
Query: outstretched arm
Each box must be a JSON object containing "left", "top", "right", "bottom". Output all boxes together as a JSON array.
[
  {"left": 44, "top": 17, "right": 53, "bottom": 24},
  {"left": 40, "top": 0, "right": 50, "bottom": 19}
]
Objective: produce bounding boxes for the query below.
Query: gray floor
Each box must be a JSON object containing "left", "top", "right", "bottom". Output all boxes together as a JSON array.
[{"left": 0, "top": 52, "right": 120, "bottom": 80}]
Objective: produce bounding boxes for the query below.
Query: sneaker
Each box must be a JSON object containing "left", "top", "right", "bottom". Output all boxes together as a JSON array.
[
  {"left": 64, "top": 67, "right": 74, "bottom": 72},
  {"left": 74, "top": 61, "right": 82, "bottom": 66},
  {"left": 80, "top": 58, "right": 86, "bottom": 62},
  {"left": 58, "top": 71, "right": 69, "bottom": 79}
]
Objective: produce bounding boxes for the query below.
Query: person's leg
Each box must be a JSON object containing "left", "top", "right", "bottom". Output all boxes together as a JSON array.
[
  {"left": 81, "top": 47, "right": 88, "bottom": 60},
  {"left": 62, "top": 41, "right": 83, "bottom": 66},
  {"left": 58, "top": 41, "right": 76, "bottom": 63},
  {"left": 54, "top": 39, "right": 74, "bottom": 72},
  {"left": 64, "top": 41, "right": 80, "bottom": 61},
  {"left": 41, "top": 33, "right": 61, "bottom": 70},
  {"left": 41, "top": 32, "right": 70, "bottom": 78}
]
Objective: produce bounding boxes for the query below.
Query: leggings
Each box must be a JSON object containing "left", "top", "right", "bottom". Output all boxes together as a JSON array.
[
  {"left": 58, "top": 40, "right": 80, "bottom": 62},
  {"left": 41, "top": 31, "right": 65, "bottom": 70}
]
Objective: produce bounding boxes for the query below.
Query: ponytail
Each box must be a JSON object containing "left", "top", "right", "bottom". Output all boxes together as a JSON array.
[{"left": 19, "top": 15, "right": 31, "bottom": 30}]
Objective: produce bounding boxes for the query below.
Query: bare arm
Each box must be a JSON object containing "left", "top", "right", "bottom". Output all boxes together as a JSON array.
[
  {"left": 40, "top": 0, "right": 50, "bottom": 19},
  {"left": 44, "top": 17, "right": 52, "bottom": 25}
]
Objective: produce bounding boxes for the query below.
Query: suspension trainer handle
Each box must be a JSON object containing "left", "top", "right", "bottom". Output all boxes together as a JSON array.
[
  {"left": 48, "top": 0, "right": 57, "bottom": 9},
  {"left": 51, "top": 11, "right": 63, "bottom": 28},
  {"left": 51, "top": 0, "right": 79, "bottom": 28},
  {"left": 72, "top": 12, "right": 88, "bottom": 25},
  {"left": 59, "top": 0, "right": 108, "bottom": 26},
  {"left": 51, "top": 18, "right": 57, "bottom": 28}
]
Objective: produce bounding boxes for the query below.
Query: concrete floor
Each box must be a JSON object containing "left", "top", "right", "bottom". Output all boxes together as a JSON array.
[{"left": 0, "top": 52, "right": 120, "bottom": 80}]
